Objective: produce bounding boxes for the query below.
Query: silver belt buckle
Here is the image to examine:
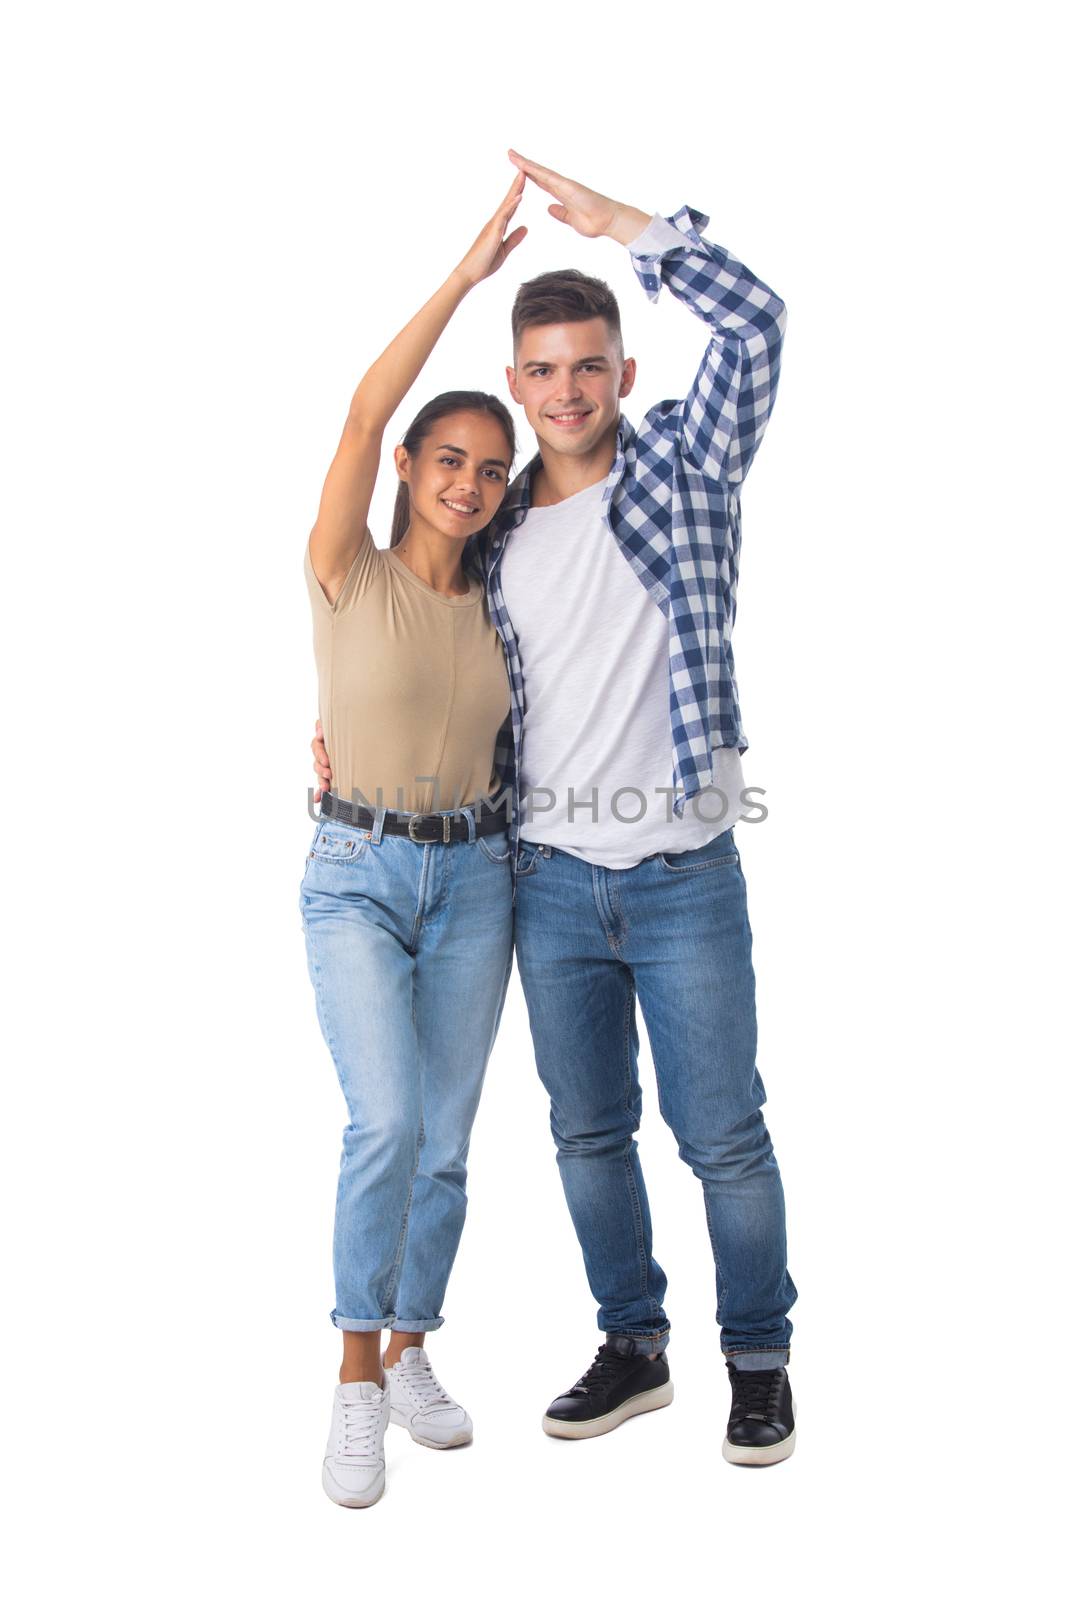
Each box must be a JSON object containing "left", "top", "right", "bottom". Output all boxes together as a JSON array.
[{"left": 407, "top": 813, "right": 449, "bottom": 844}]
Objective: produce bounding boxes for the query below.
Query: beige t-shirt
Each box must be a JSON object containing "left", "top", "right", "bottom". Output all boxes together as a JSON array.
[{"left": 305, "top": 535, "right": 511, "bottom": 815}]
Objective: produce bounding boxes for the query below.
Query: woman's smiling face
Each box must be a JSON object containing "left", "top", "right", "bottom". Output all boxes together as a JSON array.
[{"left": 397, "top": 411, "right": 513, "bottom": 541}]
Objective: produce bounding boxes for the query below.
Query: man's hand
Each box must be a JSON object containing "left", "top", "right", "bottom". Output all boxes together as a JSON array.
[
  {"left": 311, "top": 718, "right": 332, "bottom": 803},
  {"left": 507, "top": 150, "right": 651, "bottom": 247}
]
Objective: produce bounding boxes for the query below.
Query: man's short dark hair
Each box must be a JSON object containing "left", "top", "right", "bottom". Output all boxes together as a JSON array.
[{"left": 511, "top": 269, "right": 623, "bottom": 355}]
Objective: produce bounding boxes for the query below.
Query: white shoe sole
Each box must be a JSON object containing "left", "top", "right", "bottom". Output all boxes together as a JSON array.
[
  {"left": 542, "top": 1379, "right": 675, "bottom": 1439},
  {"left": 722, "top": 1419, "right": 797, "bottom": 1467},
  {"left": 389, "top": 1411, "right": 473, "bottom": 1449},
  {"left": 321, "top": 1461, "right": 385, "bottom": 1507}
]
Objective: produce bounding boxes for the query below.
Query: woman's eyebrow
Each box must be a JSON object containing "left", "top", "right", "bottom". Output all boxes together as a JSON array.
[{"left": 437, "top": 443, "right": 509, "bottom": 468}]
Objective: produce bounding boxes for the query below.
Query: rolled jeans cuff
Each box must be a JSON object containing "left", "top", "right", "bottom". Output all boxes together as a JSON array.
[
  {"left": 607, "top": 1326, "right": 671, "bottom": 1356},
  {"left": 390, "top": 1317, "right": 444, "bottom": 1333},
  {"left": 724, "top": 1346, "right": 790, "bottom": 1371},
  {"left": 332, "top": 1314, "right": 394, "bottom": 1332}
]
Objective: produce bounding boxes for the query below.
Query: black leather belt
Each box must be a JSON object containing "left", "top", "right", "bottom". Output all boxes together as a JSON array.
[{"left": 319, "top": 789, "right": 511, "bottom": 845}]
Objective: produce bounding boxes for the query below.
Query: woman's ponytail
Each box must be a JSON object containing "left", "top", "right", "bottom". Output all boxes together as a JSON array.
[{"left": 389, "top": 483, "right": 411, "bottom": 548}]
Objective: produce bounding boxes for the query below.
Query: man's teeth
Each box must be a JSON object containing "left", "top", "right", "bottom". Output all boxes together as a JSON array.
[{"left": 551, "top": 412, "right": 589, "bottom": 422}]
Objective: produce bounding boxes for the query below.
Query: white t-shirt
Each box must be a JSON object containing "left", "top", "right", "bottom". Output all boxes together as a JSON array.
[{"left": 499, "top": 474, "right": 751, "bottom": 869}]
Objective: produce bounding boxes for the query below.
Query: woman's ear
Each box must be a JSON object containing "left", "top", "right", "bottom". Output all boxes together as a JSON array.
[{"left": 394, "top": 442, "right": 410, "bottom": 481}]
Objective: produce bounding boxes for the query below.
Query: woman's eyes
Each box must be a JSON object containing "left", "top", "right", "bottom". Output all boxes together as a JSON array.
[{"left": 438, "top": 456, "right": 502, "bottom": 480}]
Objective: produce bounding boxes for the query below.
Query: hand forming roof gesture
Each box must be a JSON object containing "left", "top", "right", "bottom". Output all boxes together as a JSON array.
[{"left": 507, "top": 150, "right": 651, "bottom": 246}]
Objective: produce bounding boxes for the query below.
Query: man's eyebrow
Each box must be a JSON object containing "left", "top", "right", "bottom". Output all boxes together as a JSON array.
[
  {"left": 437, "top": 443, "right": 509, "bottom": 468},
  {"left": 521, "top": 355, "right": 608, "bottom": 371}
]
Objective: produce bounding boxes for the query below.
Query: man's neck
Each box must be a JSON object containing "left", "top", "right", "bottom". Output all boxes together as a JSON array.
[{"left": 529, "top": 422, "right": 619, "bottom": 508}]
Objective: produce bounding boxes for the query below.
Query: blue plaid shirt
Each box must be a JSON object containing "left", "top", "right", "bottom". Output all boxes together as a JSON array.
[{"left": 477, "top": 205, "right": 786, "bottom": 835}]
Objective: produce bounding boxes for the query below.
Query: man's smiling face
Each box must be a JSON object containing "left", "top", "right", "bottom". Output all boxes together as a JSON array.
[{"left": 506, "top": 316, "right": 636, "bottom": 460}]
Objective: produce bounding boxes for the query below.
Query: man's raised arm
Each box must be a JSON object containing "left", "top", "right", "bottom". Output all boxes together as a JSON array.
[
  {"left": 629, "top": 206, "right": 786, "bottom": 484},
  {"left": 507, "top": 151, "right": 786, "bottom": 485}
]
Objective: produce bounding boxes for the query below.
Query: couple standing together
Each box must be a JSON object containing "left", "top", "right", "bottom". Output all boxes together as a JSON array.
[{"left": 300, "top": 152, "right": 798, "bottom": 1508}]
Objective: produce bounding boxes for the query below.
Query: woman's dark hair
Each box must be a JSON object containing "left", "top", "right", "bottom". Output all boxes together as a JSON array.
[{"left": 390, "top": 391, "right": 516, "bottom": 547}]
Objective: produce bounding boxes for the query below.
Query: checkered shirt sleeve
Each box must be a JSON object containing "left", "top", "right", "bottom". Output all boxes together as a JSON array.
[{"left": 628, "top": 206, "right": 787, "bottom": 486}]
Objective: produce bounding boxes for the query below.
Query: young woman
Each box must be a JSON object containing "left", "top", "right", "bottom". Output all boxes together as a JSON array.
[{"left": 300, "top": 174, "right": 526, "bottom": 1509}]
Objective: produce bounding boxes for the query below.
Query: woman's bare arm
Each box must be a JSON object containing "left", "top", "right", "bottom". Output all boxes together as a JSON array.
[{"left": 308, "top": 172, "right": 527, "bottom": 603}]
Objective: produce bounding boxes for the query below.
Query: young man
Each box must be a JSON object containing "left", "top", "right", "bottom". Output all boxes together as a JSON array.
[{"left": 312, "top": 153, "right": 797, "bottom": 1466}]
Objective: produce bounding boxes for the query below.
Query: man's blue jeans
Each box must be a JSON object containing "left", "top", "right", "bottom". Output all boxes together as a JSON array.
[{"left": 514, "top": 827, "right": 796, "bottom": 1370}]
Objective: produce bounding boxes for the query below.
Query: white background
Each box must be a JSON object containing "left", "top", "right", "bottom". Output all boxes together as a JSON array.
[{"left": 3, "top": 1, "right": 1062, "bottom": 1594}]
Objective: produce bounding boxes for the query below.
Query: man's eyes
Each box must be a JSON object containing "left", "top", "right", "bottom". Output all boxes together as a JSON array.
[{"left": 530, "top": 365, "right": 603, "bottom": 377}]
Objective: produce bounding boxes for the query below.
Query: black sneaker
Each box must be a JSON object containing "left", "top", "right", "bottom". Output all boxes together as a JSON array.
[
  {"left": 723, "top": 1361, "right": 796, "bottom": 1465},
  {"left": 542, "top": 1333, "right": 674, "bottom": 1439}
]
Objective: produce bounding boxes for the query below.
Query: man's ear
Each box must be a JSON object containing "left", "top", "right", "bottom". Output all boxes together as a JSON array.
[
  {"left": 619, "top": 356, "right": 637, "bottom": 400},
  {"left": 505, "top": 365, "right": 521, "bottom": 405}
]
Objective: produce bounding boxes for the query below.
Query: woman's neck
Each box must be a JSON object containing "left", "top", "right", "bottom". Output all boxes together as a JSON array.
[{"left": 393, "top": 525, "right": 470, "bottom": 596}]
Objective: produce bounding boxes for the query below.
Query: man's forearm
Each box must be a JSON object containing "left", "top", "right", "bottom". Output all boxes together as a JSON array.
[{"left": 606, "top": 203, "right": 653, "bottom": 247}]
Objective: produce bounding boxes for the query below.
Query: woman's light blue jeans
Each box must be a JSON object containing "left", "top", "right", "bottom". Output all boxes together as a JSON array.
[{"left": 300, "top": 811, "right": 514, "bottom": 1332}]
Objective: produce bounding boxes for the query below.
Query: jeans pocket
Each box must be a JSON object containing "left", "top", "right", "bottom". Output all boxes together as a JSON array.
[
  {"left": 310, "top": 824, "right": 369, "bottom": 865},
  {"left": 477, "top": 835, "right": 511, "bottom": 865},
  {"left": 658, "top": 833, "right": 739, "bottom": 874},
  {"left": 515, "top": 843, "right": 542, "bottom": 877}
]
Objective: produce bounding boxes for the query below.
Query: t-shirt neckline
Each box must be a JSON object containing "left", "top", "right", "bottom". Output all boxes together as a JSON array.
[{"left": 384, "top": 548, "right": 484, "bottom": 607}]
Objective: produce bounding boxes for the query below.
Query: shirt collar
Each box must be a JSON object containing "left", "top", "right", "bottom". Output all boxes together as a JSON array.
[{"left": 495, "top": 413, "right": 636, "bottom": 540}]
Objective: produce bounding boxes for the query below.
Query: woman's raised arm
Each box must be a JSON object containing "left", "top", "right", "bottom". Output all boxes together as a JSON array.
[{"left": 308, "top": 173, "right": 527, "bottom": 603}]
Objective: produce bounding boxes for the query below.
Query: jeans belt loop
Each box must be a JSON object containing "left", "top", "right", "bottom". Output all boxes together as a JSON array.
[{"left": 370, "top": 806, "right": 387, "bottom": 846}]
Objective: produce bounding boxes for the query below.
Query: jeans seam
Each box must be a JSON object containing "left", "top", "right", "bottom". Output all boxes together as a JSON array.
[
  {"left": 592, "top": 866, "right": 623, "bottom": 957},
  {"left": 382, "top": 1116, "right": 422, "bottom": 1314},
  {"left": 723, "top": 1345, "right": 790, "bottom": 1355},
  {"left": 621, "top": 1151, "right": 651, "bottom": 1310},
  {"left": 417, "top": 843, "right": 453, "bottom": 939},
  {"left": 620, "top": 979, "right": 655, "bottom": 1315},
  {"left": 608, "top": 872, "right": 628, "bottom": 947},
  {"left": 702, "top": 1184, "right": 727, "bottom": 1317},
  {"left": 407, "top": 842, "right": 433, "bottom": 949}
]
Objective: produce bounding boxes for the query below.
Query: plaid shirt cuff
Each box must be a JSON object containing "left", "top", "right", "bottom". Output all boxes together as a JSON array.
[{"left": 628, "top": 205, "right": 712, "bottom": 300}]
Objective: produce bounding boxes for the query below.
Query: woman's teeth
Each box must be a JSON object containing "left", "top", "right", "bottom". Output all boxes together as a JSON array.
[{"left": 442, "top": 500, "right": 476, "bottom": 515}]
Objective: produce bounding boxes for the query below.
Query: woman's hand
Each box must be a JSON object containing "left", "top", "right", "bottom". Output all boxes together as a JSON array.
[
  {"left": 453, "top": 171, "right": 528, "bottom": 289},
  {"left": 311, "top": 718, "right": 332, "bottom": 803}
]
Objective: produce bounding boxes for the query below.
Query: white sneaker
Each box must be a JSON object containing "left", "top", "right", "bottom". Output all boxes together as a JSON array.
[
  {"left": 322, "top": 1381, "right": 389, "bottom": 1507},
  {"left": 385, "top": 1347, "right": 473, "bottom": 1449}
]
